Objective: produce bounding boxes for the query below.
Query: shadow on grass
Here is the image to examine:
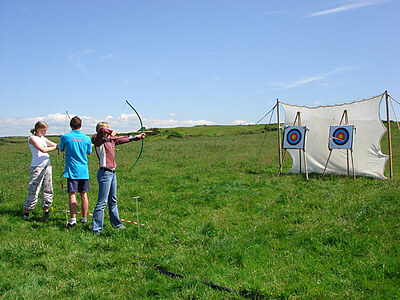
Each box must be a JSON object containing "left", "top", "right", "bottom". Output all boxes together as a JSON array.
[
  {"left": 133, "top": 261, "right": 271, "bottom": 300},
  {"left": 0, "top": 207, "right": 82, "bottom": 231},
  {"left": 0, "top": 207, "right": 21, "bottom": 217}
]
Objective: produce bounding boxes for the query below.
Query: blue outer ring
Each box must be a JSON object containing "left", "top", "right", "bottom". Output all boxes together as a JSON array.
[
  {"left": 332, "top": 128, "right": 349, "bottom": 145},
  {"left": 287, "top": 128, "right": 302, "bottom": 145}
]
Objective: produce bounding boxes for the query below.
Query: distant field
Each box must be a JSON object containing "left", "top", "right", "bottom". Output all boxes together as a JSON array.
[{"left": 0, "top": 124, "right": 399, "bottom": 299}]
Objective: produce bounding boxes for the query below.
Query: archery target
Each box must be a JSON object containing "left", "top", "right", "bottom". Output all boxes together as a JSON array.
[
  {"left": 328, "top": 125, "right": 354, "bottom": 149},
  {"left": 283, "top": 126, "right": 307, "bottom": 149}
]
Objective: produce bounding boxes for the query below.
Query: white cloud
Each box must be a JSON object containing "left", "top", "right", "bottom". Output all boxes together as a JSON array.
[
  {"left": 232, "top": 120, "right": 255, "bottom": 125},
  {"left": 308, "top": 0, "right": 387, "bottom": 17},
  {"left": 144, "top": 117, "right": 214, "bottom": 128},
  {"left": 269, "top": 75, "right": 325, "bottom": 90},
  {"left": 99, "top": 53, "right": 113, "bottom": 60},
  {"left": 67, "top": 49, "right": 95, "bottom": 73},
  {"left": 314, "top": 100, "right": 323, "bottom": 105},
  {"left": 267, "top": 67, "right": 353, "bottom": 90},
  {"left": 1, "top": 114, "right": 74, "bottom": 137},
  {"left": 153, "top": 70, "right": 170, "bottom": 79},
  {"left": 168, "top": 113, "right": 177, "bottom": 118},
  {"left": 0, "top": 113, "right": 215, "bottom": 137}
]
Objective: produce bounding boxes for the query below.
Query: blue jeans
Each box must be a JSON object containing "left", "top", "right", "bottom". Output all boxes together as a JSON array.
[{"left": 92, "top": 169, "right": 122, "bottom": 232}]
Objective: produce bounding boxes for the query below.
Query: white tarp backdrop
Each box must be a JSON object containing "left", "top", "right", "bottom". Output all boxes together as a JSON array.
[{"left": 281, "top": 94, "right": 388, "bottom": 179}]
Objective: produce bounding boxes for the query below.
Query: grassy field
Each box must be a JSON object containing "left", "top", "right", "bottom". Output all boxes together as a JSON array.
[{"left": 0, "top": 124, "right": 399, "bottom": 299}]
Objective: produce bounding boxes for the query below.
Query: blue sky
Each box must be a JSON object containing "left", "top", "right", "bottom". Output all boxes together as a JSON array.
[{"left": 1, "top": 0, "right": 399, "bottom": 136}]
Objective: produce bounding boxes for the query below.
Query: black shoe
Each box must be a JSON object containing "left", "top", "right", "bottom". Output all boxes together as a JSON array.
[
  {"left": 44, "top": 211, "right": 50, "bottom": 218},
  {"left": 66, "top": 221, "right": 77, "bottom": 228}
]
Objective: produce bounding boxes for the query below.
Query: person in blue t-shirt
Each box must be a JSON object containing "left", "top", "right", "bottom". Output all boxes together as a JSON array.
[{"left": 58, "top": 116, "right": 92, "bottom": 228}]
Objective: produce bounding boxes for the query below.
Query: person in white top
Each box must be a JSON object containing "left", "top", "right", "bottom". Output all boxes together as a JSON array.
[{"left": 23, "top": 121, "right": 57, "bottom": 220}]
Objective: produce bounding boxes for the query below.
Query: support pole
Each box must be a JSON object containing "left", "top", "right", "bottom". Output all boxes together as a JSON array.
[
  {"left": 298, "top": 112, "right": 302, "bottom": 173},
  {"left": 133, "top": 196, "right": 141, "bottom": 232},
  {"left": 277, "top": 99, "right": 282, "bottom": 171},
  {"left": 303, "top": 150, "right": 309, "bottom": 180},
  {"left": 278, "top": 149, "right": 288, "bottom": 176},
  {"left": 323, "top": 150, "right": 333, "bottom": 176},
  {"left": 385, "top": 91, "right": 393, "bottom": 179},
  {"left": 299, "top": 150, "right": 302, "bottom": 173},
  {"left": 351, "top": 149, "right": 355, "bottom": 179}
]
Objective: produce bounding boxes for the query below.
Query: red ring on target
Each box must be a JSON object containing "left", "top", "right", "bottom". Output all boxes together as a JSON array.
[
  {"left": 287, "top": 128, "right": 302, "bottom": 145},
  {"left": 332, "top": 128, "right": 349, "bottom": 145}
]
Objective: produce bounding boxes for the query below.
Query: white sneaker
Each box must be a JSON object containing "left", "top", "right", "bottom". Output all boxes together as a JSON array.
[{"left": 66, "top": 221, "right": 77, "bottom": 228}]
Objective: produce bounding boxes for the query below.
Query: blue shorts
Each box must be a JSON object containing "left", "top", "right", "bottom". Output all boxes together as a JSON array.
[{"left": 67, "top": 178, "right": 90, "bottom": 193}]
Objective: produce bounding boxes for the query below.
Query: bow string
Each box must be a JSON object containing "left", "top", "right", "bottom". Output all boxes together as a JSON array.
[{"left": 125, "top": 100, "right": 144, "bottom": 173}]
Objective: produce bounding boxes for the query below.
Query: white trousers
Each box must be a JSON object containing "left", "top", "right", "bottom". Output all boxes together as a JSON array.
[{"left": 24, "top": 164, "right": 53, "bottom": 211}]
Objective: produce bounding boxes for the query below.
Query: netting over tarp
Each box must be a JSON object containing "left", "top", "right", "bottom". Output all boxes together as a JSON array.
[{"left": 281, "top": 94, "right": 388, "bottom": 179}]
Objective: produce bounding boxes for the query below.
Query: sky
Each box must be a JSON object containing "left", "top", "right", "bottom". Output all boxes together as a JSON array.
[{"left": 1, "top": 0, "right": 399, "bottom": 136}]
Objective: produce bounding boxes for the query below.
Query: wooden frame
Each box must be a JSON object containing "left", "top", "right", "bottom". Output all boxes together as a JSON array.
[
  {"left": 278, "top": 109, "right": 309, "bottom": 180},
  {"left": 323, "top": 110, "right": 356, "bottom": 179}
]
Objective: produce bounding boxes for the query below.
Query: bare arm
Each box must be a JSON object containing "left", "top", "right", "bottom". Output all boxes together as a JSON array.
[
  {"left": 44, "top": 137, "right": 57, "bottom": 147},
  {"left": 29, "top": 136, "right": 57, "bottom": 153}
]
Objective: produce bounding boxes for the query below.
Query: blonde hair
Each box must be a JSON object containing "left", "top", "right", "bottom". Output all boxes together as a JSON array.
[
  {"left": 30, "top": 121, "right": 48, "bottom": 135},
  {"left": 92, "top": 122, "right": 111, "bottom": 139},
  {"left": 96, "top": 122, "right": 110, "bottom": 133}
]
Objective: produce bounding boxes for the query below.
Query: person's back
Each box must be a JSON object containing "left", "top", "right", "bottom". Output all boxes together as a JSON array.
[
  {"left": 57, "top": 116, "right": 92, "bottom": 227},
  {"left": 60, "top": 130, "right": 91, "bottom": 179}
]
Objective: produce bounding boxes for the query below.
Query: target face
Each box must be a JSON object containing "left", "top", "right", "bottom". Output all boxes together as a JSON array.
[
  {"left": 332, "top": 128, "right": 349, "bottom": 145},
  {"left": 287, "top": 129, "right": 301, "bottom": 145},
  {"left": 283, "top": 126, "right": 306, "bottom": 149},
  {"left": 328, "top": 125, "right": 354, "bottom": 149}
]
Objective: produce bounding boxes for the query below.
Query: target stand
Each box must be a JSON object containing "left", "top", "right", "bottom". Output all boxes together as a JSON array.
[
  {"left": 279, "top": 111, "right": 309, "bottom": 180},
  {"left": 323, "top": 110, "right": 356, "bottom": 178}
]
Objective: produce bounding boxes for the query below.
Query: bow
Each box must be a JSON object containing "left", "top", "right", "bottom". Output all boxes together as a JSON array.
[{"left": 125, "top": 100, "right": 144, "bottom": 173}]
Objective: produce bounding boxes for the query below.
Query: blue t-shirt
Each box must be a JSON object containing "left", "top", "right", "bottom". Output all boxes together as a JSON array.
[{"left": 59, "top": 130, "right": 92, "bottom": 179}]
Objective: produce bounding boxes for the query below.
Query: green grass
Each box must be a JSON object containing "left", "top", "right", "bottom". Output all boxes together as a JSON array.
[{"left": 0, "top": 124, "right": 399, "bottom": 299}]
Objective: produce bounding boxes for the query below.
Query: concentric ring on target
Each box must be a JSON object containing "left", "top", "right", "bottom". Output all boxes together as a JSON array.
[
  {"left": 287, "top": 128, "right": 302, "bottom": 146},
  {"left": 332, "top": 128, "right": 349, "bottom": 145}
]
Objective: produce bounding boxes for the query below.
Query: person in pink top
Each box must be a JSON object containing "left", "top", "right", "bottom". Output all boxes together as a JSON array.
[
  {"left": 23, "top": 121, "right": 57, "bottom": 220},
  {"left": 91, "top": 122, "right": 145, "bottom": 234}
]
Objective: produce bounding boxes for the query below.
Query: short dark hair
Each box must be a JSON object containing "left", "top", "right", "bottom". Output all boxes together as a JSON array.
[{"left": 70, "top": 116, "right": 82, "bottom": 130}]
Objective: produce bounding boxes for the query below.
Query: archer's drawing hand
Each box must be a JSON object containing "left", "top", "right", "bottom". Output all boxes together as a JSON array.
[{"left": 134, "top": 133, "right": 146, "bottom": 140}]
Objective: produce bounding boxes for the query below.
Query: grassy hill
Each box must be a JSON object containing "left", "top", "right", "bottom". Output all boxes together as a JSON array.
[{"left": 0, "top": 124, "right": 399, "bottom": 299}]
